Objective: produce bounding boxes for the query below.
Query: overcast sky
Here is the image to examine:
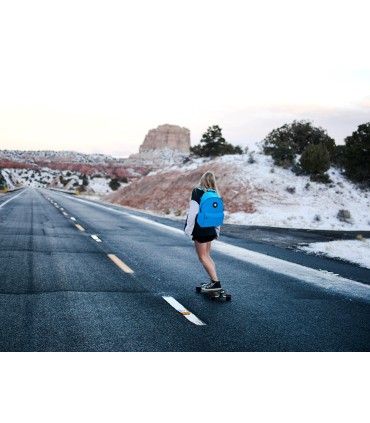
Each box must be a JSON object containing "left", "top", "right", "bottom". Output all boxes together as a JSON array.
[{"left": 0, "top": 0, "right": 369, "bottom": 157}]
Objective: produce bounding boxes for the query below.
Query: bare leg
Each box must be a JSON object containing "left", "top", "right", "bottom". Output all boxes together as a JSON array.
[
  {"left": 206, "top": 241, "right": 216, "bottom": 270},
  {"left": 194, "top": 240, "right": 218, "bottom": 281}
]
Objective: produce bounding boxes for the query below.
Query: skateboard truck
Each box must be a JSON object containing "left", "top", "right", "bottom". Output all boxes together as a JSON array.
[{"left": 195, "top": 286, "right": 231, "bottom": 301}]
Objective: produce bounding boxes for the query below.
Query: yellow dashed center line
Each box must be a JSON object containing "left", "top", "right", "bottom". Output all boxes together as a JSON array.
[{"left": 107, "top": 254, "right": 134, "bottom": 274}]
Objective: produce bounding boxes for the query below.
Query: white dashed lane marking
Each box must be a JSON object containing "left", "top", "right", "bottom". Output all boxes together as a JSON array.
[
  {"left": 108, "top": 254, "right": 134, "bottom": 274},
  {"left": 162, "top": 296, "right": 206, "bottom": 326}
]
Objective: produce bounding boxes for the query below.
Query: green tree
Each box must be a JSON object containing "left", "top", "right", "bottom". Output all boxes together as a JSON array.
[
  {"left": 190, "top": 125, "right": 243, "bottom": 157},
  {"left": 300, "top": 144, "right": 331, "bottom": 182},
  {"left": 331, "top": 144, "right": 346, "bottom": 168},
  {"left": 262, "top": 120, "right": 335, "bottom": 167},
  {"left": 343, "top": 122, "right": 370, "bottom": 186}
]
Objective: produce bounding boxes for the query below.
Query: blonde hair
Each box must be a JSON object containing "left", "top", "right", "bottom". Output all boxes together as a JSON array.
[{"left": 199, "top": 171, "right": 220, "bottom": 195}]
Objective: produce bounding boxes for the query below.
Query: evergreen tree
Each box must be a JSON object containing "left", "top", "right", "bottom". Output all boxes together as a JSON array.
[
  {"left": 300, "top": 143, "right": 330, "bottom": 180},
  {"left": 190, "top": 125, "right": 243, "bottom": 157},
  {"left": 343, "top": 122, "right": 370, "bottom": 186},
  {"left": 262, "top": 120, "right": 335, "bottom": 168}
]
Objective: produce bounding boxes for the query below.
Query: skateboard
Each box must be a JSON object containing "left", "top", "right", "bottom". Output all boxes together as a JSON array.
[{"left": 195, "top": 285, "right": 231, "bottom": 301}]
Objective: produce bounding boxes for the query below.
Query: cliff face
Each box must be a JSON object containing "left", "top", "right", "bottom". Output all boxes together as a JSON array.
[
  {"left": 0, "top": 150, "right": 146, "bottom": 180},
  {"left": 106, "top": 161, "right": 256, "bottom": 215},
  {"left": 139, "top": 124, "right": 190, "bottom": 153}
]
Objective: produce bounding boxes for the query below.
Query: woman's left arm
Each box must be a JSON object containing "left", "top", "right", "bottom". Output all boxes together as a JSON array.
[{"left": 184, "top": 200, "right": 199, "bottom": 237}]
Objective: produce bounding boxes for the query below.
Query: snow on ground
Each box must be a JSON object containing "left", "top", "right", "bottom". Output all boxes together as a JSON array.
[
  {"left": 299, "top": 238, "right": 370, "bottom": 269},
  {"left": 163, "top": 150, "right": 370, "bottom": 268},
  {"left": 88, "top": 177, "right": 112, "bottom": 194},
  {"left": 215, "top": 152, "right": 370, "bottom": 231}
]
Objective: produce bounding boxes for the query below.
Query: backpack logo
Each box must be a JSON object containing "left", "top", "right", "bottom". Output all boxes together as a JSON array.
[{"left": 197, "top": 190, "right": 224, "bottom": 228}]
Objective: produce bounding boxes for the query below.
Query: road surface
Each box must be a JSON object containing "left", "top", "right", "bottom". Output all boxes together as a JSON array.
[{"left": 0, "top": 188, "right": 369, "bottom": 351}]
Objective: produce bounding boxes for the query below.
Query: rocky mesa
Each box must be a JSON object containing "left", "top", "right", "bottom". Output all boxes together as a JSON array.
[{"left": 139, "top": 124, "right": 190, "bottom": 153}]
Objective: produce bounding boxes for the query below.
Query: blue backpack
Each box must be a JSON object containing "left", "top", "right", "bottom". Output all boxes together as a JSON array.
[{"left": 197, "top": 189, "right": 224, "bottom": 228}]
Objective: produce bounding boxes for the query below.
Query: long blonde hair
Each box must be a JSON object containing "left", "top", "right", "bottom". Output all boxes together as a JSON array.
[{"left": 199, "top": 171, "right": 220, "bottom": 195}]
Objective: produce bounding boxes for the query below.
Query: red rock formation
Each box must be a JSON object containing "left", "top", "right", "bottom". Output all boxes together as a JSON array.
[
  {"left": 139, "top": 124, "right": 190, "bottom": 153},
  {"left": 106, "top": 162, "right": 256, "bottom": 215}
]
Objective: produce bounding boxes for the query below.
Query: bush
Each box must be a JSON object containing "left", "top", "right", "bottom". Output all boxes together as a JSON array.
[
  {"left": 262, "top": 120, "right": 335, "bottom": 168},
  {"left": 343, "top": 122, "right": 370, "bottom": 186},
  {"left": 310, "top": 173, "right": 331, "bottom": 184},
  {"left": 109, "top": 178, "right": 121, "bottom": 191},
  {"left": 300, "top": 144, "right": 330, "bottom": 175},
  {"left": 190, "top": 125, "right": 243, "bottom": 157},
  {"left": 331, "top": 145, "right": 346, "bottom": 168},
  {"left": 337, "top": 209, "right": 352, "bottom": 223}
]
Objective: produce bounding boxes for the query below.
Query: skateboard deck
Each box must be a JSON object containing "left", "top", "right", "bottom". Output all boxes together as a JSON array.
[{"left": 195, "top": 285, "right": 231, "bottom": 301}]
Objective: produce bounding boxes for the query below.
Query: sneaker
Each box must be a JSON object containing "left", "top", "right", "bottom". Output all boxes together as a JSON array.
[{"left": 202, "top": 280, "right": 222, "bottom": 292}]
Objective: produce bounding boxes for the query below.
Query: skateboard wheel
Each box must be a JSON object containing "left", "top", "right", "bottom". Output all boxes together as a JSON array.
[
  {"left": 226, "top": 294, "right": 232, "bottom": 301},
  {"left": 195, "top": 286, "right": 201, "bottom": 293},
  {"left": 210, "top": 294, "right": 216, "bottom": 301}
]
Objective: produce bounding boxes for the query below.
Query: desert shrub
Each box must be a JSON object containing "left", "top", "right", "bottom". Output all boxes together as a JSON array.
[
  {"left": 343, "top": 122, "right": 370, "bottom": 186},
  {"left": 82, "top": 174, "right": 89, "bottom": 186},
  {"left": 300, "top": 144, "right": 330, "bottom": 174},
  {"left": 310, "top": 173, "right": 331, "bottom": 184},
  {"left": 248, "top": 154, "right": 256, "bottom": 164},
  {"left": 337, "top": 209, "right": 352, "bottom": 223},
  {"left": 109, "top": 178, "right": 121, "bottom": 191},
  {"left": 331, "top": 145, "right": 346, "bottom": 168},
  {"left": 0, "top": 172, "right": 6, "bottom": 189}
]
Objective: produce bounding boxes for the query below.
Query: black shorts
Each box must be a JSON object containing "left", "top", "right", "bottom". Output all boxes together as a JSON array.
[{"left": 192, "top": 235, "right": 217, "bottom": 243}]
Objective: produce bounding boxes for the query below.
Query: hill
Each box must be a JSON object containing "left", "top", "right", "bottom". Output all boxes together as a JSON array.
[{"left": 106, "top": 150, "right": 370, "bottom": 231}]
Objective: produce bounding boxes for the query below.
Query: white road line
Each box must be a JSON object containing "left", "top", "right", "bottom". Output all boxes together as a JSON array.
[
  {"left": 108, "top": 254, "right": 134, "bottom": 273},
  {"left": 91, "top": 234, "right": 102, "bottom": 242},
  {"left": 212, "top": 242, "right": 370, "bottom": 303},
  {"left": 162, "top": 296, "right": 205, "bottom": 325},
  {"left": 70, "top": 217, "right": 76, "bottom": 221},
  {"left": 0, "top": 190, "right": 26, "bottom": 209},
  {"left": 62, "top": 193, "right": 370, "bottom": 303},
  {"left": 75, "top": 224, "right": 85, "bottom": 231}
]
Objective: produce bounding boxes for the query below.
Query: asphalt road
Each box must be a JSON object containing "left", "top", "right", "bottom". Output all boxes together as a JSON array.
[{"left": 0, "top": 188, "right": 369, "bottom": 351}]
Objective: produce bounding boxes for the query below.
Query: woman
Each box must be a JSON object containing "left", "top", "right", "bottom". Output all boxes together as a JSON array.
[{"left": 184, "top": 171, "right": 222, "bottom": 291}]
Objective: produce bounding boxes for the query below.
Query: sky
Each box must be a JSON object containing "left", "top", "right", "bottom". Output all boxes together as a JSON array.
[{"left": 0, "top": 0, "right": 369, "bottom": 157}]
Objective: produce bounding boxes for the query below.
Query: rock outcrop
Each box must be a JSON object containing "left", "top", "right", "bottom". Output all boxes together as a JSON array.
[
  {"left": 106, "top": 161, "right": 256, "bottom": 215},
  {"left": 139, "top": 124, "right": 190, "bottom": 153},
  {"left": 0, "top": 150, "right": 146, "bottom": 180}
]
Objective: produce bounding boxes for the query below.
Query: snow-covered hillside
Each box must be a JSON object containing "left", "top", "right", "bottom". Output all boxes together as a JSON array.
[
  {"left": 0, "top": 167, "right": 124, "bottom": 195},
  {"left": 105, "top": 149, "right": 370, "bottom": 269},
  {"left": 108, "top": 150, "right": 370, "bottom": 231},
  {"left": 220, "top": 154, "right": 370, "bottom": 231}
]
